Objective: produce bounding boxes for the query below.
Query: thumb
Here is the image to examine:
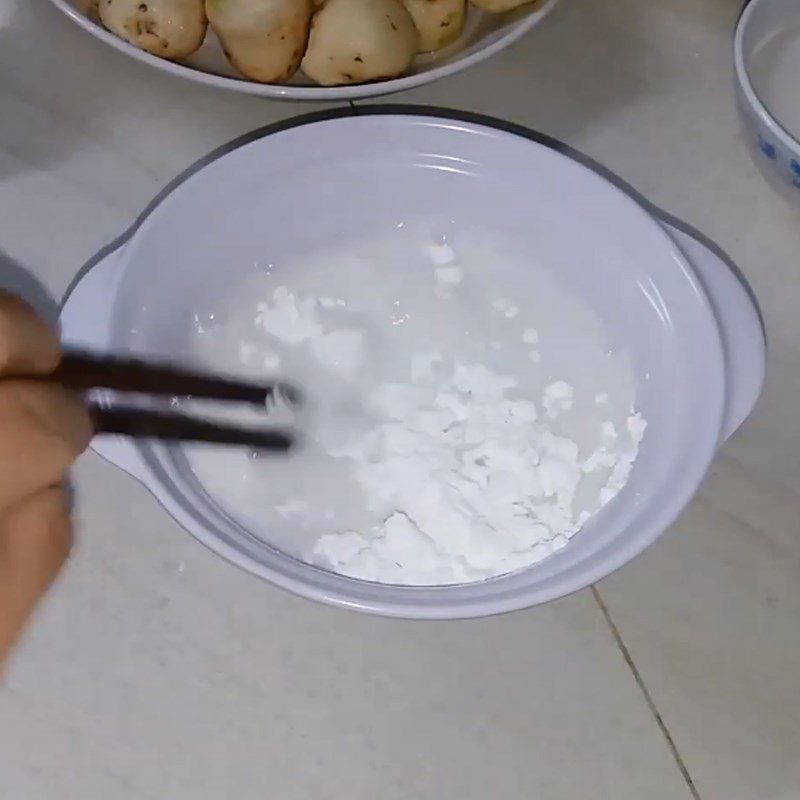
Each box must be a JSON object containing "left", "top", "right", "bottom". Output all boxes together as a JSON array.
[{"left": 0, "top": 485, "right": 73, "bottom": 663}]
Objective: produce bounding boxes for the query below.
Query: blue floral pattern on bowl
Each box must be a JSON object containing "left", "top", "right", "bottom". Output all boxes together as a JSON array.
[
  {"left": 792, "top": 159, "right": 800, "bottom": 189},
  {"left": 758, "top": 134, "right": 777, "bottom": 160},
  {"left": 740, "top": 104, "right": 800, "bottom": 199}
]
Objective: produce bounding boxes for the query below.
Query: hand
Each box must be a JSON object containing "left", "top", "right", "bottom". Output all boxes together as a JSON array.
[{"left": 0, "top": 292, "right": 92, "bottom": 664}]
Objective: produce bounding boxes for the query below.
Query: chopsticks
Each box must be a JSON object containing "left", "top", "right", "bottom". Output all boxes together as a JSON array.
[
  {"left": 85, "top": 406, "right": 294, "bottom": 450},
  {"left": 51, "top": 349, "right": 299, "bottom": 451}
]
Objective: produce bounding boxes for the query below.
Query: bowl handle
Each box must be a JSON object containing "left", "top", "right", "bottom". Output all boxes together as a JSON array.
[
  {"left": 662, "top": 223, "right": 766, "bottom": 442},
  {"left": 65, "top": 222, "right": 766, "bottom": 459}
]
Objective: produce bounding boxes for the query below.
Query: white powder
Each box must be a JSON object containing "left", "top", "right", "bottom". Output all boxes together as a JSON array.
[
  {"left": 319, "top": 297, "right": 346, "bottom": 309},
  {"left": 492, "top": 297, "right": 520, "bottom": 319},
  {"left": 522, "top": 328, "right": 539, "bottom": 345},
  {"left": 314, "top": 357, "right": 645, "bottom": 584},
  {"left": 255, "top": 288, "right": 323, "bottom": 344},
  {"left": 254, "top": 287, "right": 365, "bottom": 380},
  {"left": 542, "top": 380, "right": 574, "bottom": 419},
  {"left": 426, "top": 242, "right": 455, "bottom": 265},
  {"left": 185, "top": 227, "right": 645, "bottom": 586},
  {"left": 492, "top": 298, "right": 510, "bottom": 313},
  {"left": 435, "top": 266, "right": 463, "bottom": 287}
]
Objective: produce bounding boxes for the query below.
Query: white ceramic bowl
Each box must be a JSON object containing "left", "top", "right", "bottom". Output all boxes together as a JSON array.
[
  {"left": 61, "top": 112, "right": 765, "bottom": 618},
  {"left": 48, "top": 0, "right": 560, "bottom": 100},
  {"left": 735, "top": 0, "right": 800, "bottom": 204}
]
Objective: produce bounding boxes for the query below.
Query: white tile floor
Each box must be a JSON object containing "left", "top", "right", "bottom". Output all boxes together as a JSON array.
[{"left": 1, "top": 1, "right": 799, "bottom": 798}]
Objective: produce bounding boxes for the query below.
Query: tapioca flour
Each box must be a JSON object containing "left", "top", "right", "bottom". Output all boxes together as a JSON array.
[{"left": 184, "top": 226, "right": 646, "bottom": 585}]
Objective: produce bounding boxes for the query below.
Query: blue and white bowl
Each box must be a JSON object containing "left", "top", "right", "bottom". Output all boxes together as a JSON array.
[{"left": 735, "top": 0, "right": 800, "bottom": 205}]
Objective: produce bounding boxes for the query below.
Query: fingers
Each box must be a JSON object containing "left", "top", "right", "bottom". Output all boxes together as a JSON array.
[
  {"left": 0, "top": 485, "right": 73, "bottom": 662},
  {"left": 0, "top": 291, "right": 61, "bottom": 376},
  {"left": 0, "top": 381, "right": 93, "bottom": 512},
  {"left": 0, "top": 294, "right": 86, "bottom": 665}
]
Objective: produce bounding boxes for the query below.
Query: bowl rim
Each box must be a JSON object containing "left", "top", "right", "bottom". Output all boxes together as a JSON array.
[
  {"left": 108, "top": 110, "right": 729, "bottom": 618},
  {"left": 46, "top": 0, "right": 561, "bottom": 100},
  {"left": 734, "top": 0, "right": 800, "bottom": 154}
]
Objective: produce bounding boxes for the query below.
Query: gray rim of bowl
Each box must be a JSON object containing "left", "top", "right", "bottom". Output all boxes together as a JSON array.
[
  {"left": 734, "top": 0, "right": 800, "bottom": 152},
  {"left": 47, "top": 0, "right": 561, "bottom": 101}
]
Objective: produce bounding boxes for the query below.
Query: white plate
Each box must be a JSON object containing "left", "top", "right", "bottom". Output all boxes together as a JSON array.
[{"left": 48, "top": 0, "right": 560, "bottom": 100}]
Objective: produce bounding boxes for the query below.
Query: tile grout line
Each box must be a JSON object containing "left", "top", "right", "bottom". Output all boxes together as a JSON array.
[
  {"left": 591, "top": 585, "right": 702, "bottom": 800},
  {"left": 349, "top": 94, "right": 697, "bottom": 800}
]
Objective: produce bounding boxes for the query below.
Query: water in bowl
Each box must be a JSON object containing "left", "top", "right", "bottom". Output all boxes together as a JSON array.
[
  {"left": 749, "top": 16, "right": 800, "bottom": 142},
  {"left": 179, "top": 224, "right": 641, "bottom": 583}
]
